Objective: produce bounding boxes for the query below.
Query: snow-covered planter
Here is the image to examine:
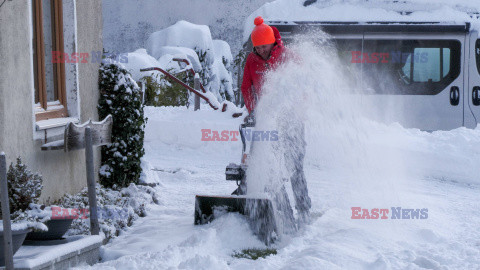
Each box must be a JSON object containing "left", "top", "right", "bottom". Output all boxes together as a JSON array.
[
  {"left": 98, "top": 63, "right": 146, "bottom": 188},
  {"left": 26, "top": 219, "right": 73, "bottom": 241},
  {"left": 22, "top": 204, "right": 74, "bottom": 240},
  {"left": 0, "top": 225, "right": 30, "bottom": 266}
]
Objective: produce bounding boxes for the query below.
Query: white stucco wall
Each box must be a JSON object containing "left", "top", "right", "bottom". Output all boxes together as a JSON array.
[{"left": 0, "top": 0, "right": 103, "bottom": 203}]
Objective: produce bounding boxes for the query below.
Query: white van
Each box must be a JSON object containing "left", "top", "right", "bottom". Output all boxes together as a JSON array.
[{"left": 247, "top": 21, "right": 480, "bottom": 131}]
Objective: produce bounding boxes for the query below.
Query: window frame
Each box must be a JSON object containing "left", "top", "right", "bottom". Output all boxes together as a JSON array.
[{"left": 33, "top": 0, "right": 68, "bottom": 121}]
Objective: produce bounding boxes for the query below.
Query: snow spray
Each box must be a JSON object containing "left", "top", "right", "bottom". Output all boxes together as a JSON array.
[{"left": 245, "top": 31, "right": 411, "bottom": 237}]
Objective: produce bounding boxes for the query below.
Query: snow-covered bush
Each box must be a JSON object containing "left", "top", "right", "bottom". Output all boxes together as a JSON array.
[
  {"left": 233, "top": 50, "right": 248, "bottom": 105},
  {"left": 195, "top": 46, "right": 216, "bottom": 97},
  {"left": 55, "top": 183, "right": 160, "bottom": 241},
  {"left": 123, "top": 48, "right": 195, "bottom": 107},
  {"left": 0, "top": 158, "right": 48, "bottom": 232},
  {"left": 98, "top": 63, "right": 146, "bottom": 188},
  {"left": 1, "top": 157, "right": 43, "bottom": 216},
  {"left": 146, "top": 20, "right": 234, "bottom": 102},
  {"left": 123, "top": 49, "right": 162, "bottom": 82},
  {"left": 213, "top": 40, "right": 234, "bottom": 101}
]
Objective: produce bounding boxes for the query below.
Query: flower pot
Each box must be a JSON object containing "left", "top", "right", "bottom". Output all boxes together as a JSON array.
[
  {"left": 0, "top": 228, "right": 30, "bottom": 266},
  {"left": 26, "top": 219, "right": 73, "bottom": 241}
]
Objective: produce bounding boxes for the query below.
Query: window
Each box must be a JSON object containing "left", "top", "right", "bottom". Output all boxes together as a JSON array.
[
  {"left": 33, "top": 0, "right": 67, "bottom": 121},
  {"left": 334, "top": 39, "right": 461, "bottom": 95},
  {"left": 364, "top": 40, "right": 460, "bottom": 95},
  {"left": 476, "top": 39, "right": 480, "bottom": 75},
  {"left": 401, "top": 47, "right": 450, "bottom": 83}
]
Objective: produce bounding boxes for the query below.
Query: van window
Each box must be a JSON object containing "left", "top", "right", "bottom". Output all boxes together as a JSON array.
[
  {"left": 407, "top": 48, "right": 450, "bottom": 82},
  {"left": 336, "top": 39, "right": 461, "bottom": 95},
  {"left": 476, "top": 39, "right": 480, "bottom": 75}
]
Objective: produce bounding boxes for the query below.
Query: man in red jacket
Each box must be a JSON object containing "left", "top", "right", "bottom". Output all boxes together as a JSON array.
[
  {"left": 241, "top": 17, "right": 311, "bottom": 230},
  {"left": 241, "top": 16, "right": 286, "bottom": 113}
]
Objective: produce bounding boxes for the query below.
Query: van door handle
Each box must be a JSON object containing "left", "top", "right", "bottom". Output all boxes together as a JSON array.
[
  {"left": 450, "top": 86, "right": 460, "bottom": 106},
  {"left": 472, "top": 86, "right": 480, "bottom": 106}
]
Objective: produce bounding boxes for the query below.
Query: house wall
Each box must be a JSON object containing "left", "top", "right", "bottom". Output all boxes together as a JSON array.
[{"left": 0, "top": 0, "right": 103, "bottom": 203}]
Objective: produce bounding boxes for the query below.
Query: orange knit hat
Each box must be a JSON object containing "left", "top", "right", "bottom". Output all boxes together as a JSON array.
[{"left": 251, "top": 16, "right": 275, "bottom": 47}]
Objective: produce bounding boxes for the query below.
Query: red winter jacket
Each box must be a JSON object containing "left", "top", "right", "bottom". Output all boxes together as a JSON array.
[{"left": 241, "top": 26, "right": 286, "bottom": 113}]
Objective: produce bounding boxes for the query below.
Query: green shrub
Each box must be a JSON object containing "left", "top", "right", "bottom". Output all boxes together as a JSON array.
[
  {"left": 1, "top": 157, "right": 43, "bottom": 216},
  {"left": 141, "top": 70, "right": 189, "bottom": 107},
  {"left": 232, "top": 248, "right": 277, "bottom": 260},
  {"left": 98, "top": 63, "right": 146, "bottom": 188}
]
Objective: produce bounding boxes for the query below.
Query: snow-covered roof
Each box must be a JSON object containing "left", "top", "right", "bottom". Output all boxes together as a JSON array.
[{"left": 243, "top": 0, "right": 480, "bottom": 43}]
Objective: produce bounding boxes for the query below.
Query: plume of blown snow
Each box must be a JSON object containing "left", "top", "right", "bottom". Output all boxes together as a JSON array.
[{"left": 246, "top": 31, "right": 411, "bottom": 221}]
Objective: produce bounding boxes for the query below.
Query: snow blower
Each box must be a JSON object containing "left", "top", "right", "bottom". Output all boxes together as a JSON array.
[{"left": 194, "top": 115, "right": 278, "bottom": 244}]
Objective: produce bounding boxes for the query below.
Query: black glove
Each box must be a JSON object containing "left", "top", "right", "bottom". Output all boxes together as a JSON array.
[{"left": 243, "top": 113, "right": 256, "bottom": 127}]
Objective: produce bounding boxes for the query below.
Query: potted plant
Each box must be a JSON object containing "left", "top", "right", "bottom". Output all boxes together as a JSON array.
[
  {"left": 0, "top": 157, "right": 47, "bottom": 265},
  {"left": 23, "top": 204, "right": 75, "bottom": 241},
  {"left": 0, "top": 224, "right": 31, "bottom": 266},
  {"left": 1, "top": 158, "right": 75, "bottom": 241}
]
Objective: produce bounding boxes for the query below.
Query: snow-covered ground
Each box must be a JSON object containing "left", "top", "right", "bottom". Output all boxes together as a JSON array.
[
  {"left": 75, "top": 33, "right": 480, "bottom": 269},
  {"left": 73, "top": 105, "right": 480, "bottom": 269}
]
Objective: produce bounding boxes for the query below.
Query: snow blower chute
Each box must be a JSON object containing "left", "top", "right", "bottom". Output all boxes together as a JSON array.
[{"left": 194, "top": 115, "right": 278, "bottom": 244}]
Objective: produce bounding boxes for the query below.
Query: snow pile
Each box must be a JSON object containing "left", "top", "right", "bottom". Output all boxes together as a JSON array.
[
  {"left": 156, "top": 46, "right": 202, "bottom": 72},
  {"left": 122, "top": 49, "right": 162, "bottom": 82},
  {"left": 146, "top": 21, "right": 215, "bottom": 63},
  {"left": 144, "top": 20, "right": 234, "bottom": 102},
  {"left": 122, "top": 21, "right": 236, "bottom": 105},
  {"left": 244, "top": 0, "right": 480, "bottom": 42}
]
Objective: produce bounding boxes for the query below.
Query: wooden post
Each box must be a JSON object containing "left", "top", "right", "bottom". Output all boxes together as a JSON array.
[
  {"left": 194, "top": 74, "right": 200, "bottom": 111},
  {"left": 85, "top": 128, "right": 100, "bottom": 235},
  {"left": 140, "top": 81, "right": 146, "bottom": 105},
  {"left": 0, "top": 154, "right": 14, "bottom": 269}
]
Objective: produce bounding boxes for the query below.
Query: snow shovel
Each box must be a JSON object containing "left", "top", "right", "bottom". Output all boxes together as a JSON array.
[{"left": 194, "top": 115, "right": 278, "bottom": 244}]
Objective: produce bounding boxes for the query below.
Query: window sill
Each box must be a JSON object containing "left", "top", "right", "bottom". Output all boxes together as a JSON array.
[{"left": 36, "top": 117, "right": 79, "bottom": 131}]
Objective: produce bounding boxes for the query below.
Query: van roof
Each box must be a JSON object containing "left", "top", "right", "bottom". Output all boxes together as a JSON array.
[
  {"left": 243, "top": 2, "right": 480, "bottom": 43},
  {"left": 267, "top": 21, "right": 471, "bottom": 35}
]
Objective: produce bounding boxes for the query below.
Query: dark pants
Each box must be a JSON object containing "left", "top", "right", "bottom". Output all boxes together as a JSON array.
[
  {"left": 283, "top": 121, "right": 312, "bottom": 213},
  {"left": 270, "top": 120, "right": 312, "bottom": 233}
]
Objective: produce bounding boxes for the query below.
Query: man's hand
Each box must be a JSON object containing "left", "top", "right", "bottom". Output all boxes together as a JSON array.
[{"left": 243, "top": 113, "right": 256, "bottom": 127}]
